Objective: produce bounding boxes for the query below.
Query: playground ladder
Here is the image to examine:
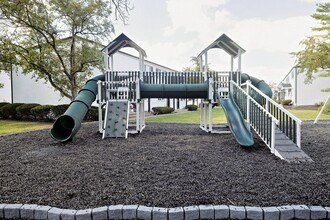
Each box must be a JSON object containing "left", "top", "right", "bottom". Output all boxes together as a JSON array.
[{"left": 102, "top": 100, "right": 129, "bottom": 139}]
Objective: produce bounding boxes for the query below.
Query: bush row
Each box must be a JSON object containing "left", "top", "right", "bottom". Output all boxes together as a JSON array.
[
  {"left": 279, "top": 99, "right": 292, "bottom": 105},
  {"left": 186, "top": 104, "right": 198, "bottom": 111},
  {"left": 318, "top": 102, "right": 330, "bottom": 114},
  {"left": 152, "top": 106, "right": 175, "bottom": 115},
  {"left": 0, "top": 102, "right": 99, "bottom": 121}
]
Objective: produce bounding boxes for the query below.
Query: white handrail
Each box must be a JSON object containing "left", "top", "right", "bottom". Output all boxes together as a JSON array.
[
  {"left": 245, "top": 81, "right": 302, "bottom": 124},
  {"left": 231, "top": 81, "right": 279, "bottom": 123},
  {"left": 241, "top": 80, "right": 302, "bottom": 148},
  {"left": 231, "top": 80, "right": 278, "bottom": 150}
]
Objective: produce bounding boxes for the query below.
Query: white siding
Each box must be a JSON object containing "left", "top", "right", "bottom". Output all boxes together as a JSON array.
[
  {"left": 111, "top": 51, "right": 176, "bottom": 72},
  {"left": 10, "top": 67, "right": 102, "bottom": 105},
  {"left": 1, "top": 51, "right": 179, "bottom": 107},
  {"left": 0, "top": 72, "right": 11, "bottom": 102},
  {"left": 144, "top": 98, "right": 187, "bottom": 111},
  {"left": 296, "top": 72, "right": 330, "bottom": 105}
]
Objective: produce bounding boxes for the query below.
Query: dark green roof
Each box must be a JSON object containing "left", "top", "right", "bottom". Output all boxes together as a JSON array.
[
  {"left": 197, "top": 34, "right": 245, "bottom": 58},
  {"left": 102, "top": 33, "right": 147, "bottom": 57}
]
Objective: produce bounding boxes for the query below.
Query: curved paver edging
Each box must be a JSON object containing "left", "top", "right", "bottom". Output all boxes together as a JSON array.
[{"left": 1, "top": 203, "right": 329, "bottom": 220}]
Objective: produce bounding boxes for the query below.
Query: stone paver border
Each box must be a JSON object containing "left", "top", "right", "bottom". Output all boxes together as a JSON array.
[{"left": 0, "top": 203, "right": 329, "bottom": 219}]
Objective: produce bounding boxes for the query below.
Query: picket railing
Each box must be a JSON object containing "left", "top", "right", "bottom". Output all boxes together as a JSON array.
[
  {"left": 241, "top": 81, "right": 302, "bottom": 148},
  {"left": 231, "top": 81, "right": 278, "bottom": 152}
]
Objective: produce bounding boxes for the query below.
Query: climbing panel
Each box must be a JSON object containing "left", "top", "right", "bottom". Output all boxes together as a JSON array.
[{"left": 102, "top": 100, "right": 129, "bottom": 139}]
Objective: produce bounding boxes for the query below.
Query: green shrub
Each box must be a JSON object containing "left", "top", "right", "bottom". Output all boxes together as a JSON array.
[
  {"left": 0, "top": 102, "right": 9, "bottom": 108},
  {"left": 0, "top": 102, "right": 10, "bottom": 118},
  {"left": 0, "top": 103, "right": 24, "bottom": 119},
  {"left": 318, "top": 102, "right": 330, "bottom": 114},
  {"left": 281, "top": 99, "right": 292, "bottom": 105},
  {"left": 85, "top": 106, "right": 99, "bottom": 121},
  {"left": 315, "top": 101, "right": 324, "bottom": 107},
  {"left": 51, "top": 104, "right": 70, "bottom": 118},
  {"left": 31, "top": 105, "right": 54, "bottom": 121},
  {"left": 152, "top": 106, "right": 174, "bottom": 115},
  {"left": 186, "top": 104, "right": 198, "bottom": 111},
  {"left": 16, "top": 103, "right": 40, "bottom": 119}
]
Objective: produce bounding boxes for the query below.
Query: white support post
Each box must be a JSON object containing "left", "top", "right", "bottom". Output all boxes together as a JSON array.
[
  {"left": 208, "top": 103, "right": 212, "bottom": 132},
  {"left": 136, "top": 80, "right": 140, "bottom": 100},
  {"left": 200, "top": 103, "right": 203, "bottom": 128},
  {"left": 271, "top": 118, "right": 276, "bottom": 154},
  {"left": 103, "top": 51, "right": 109, "bottom": 71},
  {"left": 314, "top": 95, "right": 330, "bottom": 124},
  {"left": 237, "top": 49, "right": 242, "bottom": 86},
  {"left": 247, "top": 96, "right": 250, "bottom": 125},
  {"left": 139, "top": 51, "right": 145, "bottom": 73},
  {"left": 296, "top": 123, "right": 301, "bottom": 148},
  {"left": 208, "top": 78, "right": 213, "bottom": 101},
  {"left": 136, "top": 101, "right": 140, "bottom": 132},
  {"left": 246, "top": 80, "right": 251, "bottom": 124},
  {"left": 204, "top": 52, "right": 208, "bottom": 73},
  {"left": 231, "top": 56, "right": 234, "bottom": 73},
  {"left": 141, "top": 100, "right": 145, "bottom": 130},
  {"left": 204, "top": 102, "right": 207, "bottom": 130},
  {"left": 230, "top": 80, "right": 234, "bottom": 97},
  {"left": 110, "top": 55, "right": 114, "bottom": 71},
  {"left": 97, "top": 81, "right": 103, "bottom": 133},
  {"left": 266, "top": 100, "right": 269, "bottom": 112}
]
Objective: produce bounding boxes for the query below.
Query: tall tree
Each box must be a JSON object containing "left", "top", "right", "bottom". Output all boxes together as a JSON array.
[
  {"left": 183, "top": 56, "right": 212, "bottom": 72},
  {"left": 0, "top": 0, "right": 131, "bottom": 100},
  {"left": 293, "top": 3, "right": 330, "bottom": 92}
]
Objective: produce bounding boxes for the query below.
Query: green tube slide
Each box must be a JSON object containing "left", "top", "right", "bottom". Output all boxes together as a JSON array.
[
  {"left": 241, "top": 73, "right": 273, "bottom": 98},
  {"left": 50, "top": 75, "right": 105, "bottom": 142},
  {"left": 140, "top": 82, "right": 208, "bottom": 99}
]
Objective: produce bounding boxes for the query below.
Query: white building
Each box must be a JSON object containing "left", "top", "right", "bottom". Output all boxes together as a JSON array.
[
  {"left": 0, "top": 34, "right": 187, "bottom": 111},
  {"left": 276, "top": 66, "right": 330, "bottom": 106}
]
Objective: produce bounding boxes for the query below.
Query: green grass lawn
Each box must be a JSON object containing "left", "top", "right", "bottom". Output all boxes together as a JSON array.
[
  {"left": 287, "top": 109, "right": 330, "bottom": 121},
  {"left": 0, "top": 120, "right": 51, "bottom": 135},
  {"left": 145, "top": 107, "right": 227, "bottom": 124},
  {"left": 1, "top": 108, "right": 329, "bottom": 135},
  {"left": 145, "top": 108, "right": 330, "bottom": 124}
]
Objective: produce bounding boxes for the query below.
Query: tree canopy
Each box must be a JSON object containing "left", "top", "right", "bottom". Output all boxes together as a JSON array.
[
  {"left": 183, "top": 56, "right": 212, "bottom": 72},
  {"left": 0, "top": 0, "right": 131, "bottom": 100},
  {"left": 293, "top": 3, "right": 330, "bottom": 92}
]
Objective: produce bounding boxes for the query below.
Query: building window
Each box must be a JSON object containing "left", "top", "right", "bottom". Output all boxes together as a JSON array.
[
  {"left": 156, "top": 68, "right": 161, "bottom": 72},
  {"left": 150, "top": 66, "right": 153, "bottom": 72}
]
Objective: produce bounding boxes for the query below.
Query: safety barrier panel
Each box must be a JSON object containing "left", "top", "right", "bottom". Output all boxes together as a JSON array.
[
  {"left": 242, "top": 81, "right": 302, "bottom": 148},
  {"left": 98, "top": 81, "right": 138, "bottom": 102},
  {"left": 231, "top": 81, "right": 278, "bottom": 152},
  {"left": 105, "top": 71, "right": 231, "bottom": 102}
]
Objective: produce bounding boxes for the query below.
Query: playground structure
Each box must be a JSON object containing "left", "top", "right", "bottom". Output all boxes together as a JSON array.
[{"left": 50, "top": 33, "right": 312, "bottom": 161}]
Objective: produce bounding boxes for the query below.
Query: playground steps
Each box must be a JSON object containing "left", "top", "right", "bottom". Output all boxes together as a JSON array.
[
  {"left": 274, "top": 128, "right": 313, "bottom": 163},
  {"left": 102, "top": 100, "right": 129, "bottom": 139}
]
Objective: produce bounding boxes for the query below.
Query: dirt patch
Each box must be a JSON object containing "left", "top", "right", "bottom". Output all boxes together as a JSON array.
[{"left": 0, "top": 121, "right": 329, "bottom": 209}]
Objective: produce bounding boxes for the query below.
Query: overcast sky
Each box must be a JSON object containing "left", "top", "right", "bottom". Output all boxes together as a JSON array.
[
  {"left": 111, "top": 0, "right": 325, "bottom": 84},
  {"left": 0, "top": 0, "right": 325, "bottom": 102}
]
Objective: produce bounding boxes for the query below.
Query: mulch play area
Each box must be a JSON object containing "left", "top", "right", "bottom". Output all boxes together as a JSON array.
[{"left": 0, "top": 121, "right": 329, "bottom": 209}]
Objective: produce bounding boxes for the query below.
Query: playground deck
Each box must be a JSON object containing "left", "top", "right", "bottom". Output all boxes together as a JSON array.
[{"left": 0, "top": 121, "right": 329, "bottom": 209}]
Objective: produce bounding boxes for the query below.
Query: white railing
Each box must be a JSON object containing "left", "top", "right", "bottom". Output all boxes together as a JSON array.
[
  {"left": 98, "top": 81, "right": 138, "bottom": 103},
  {"left": 241, "top": 81, "right": 302, "bottom": 148},
  {"left": 231, "top": 81, "right": 279, "bottom": 153},
  {"left": 208, "top": 72, "right": 230, "bottom": 101}
]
